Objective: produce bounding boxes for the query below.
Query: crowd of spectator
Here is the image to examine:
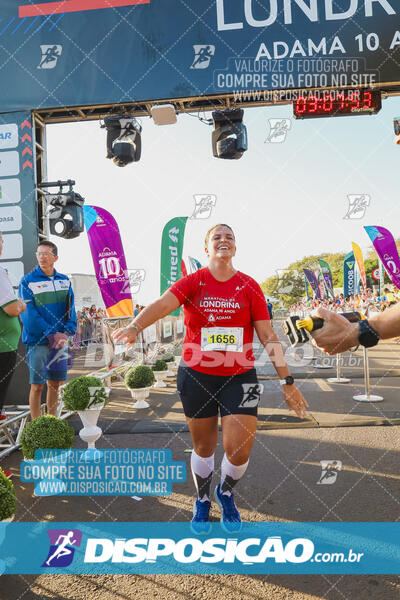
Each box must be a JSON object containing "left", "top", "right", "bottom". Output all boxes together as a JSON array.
[
  {"left": 73, "top": 304, "right": 147, "bottom": 348},
  {"left": 73, "top": 305, "right": 106, "bottom": 348},
  {"left": 289, "top": 287, "right": 399, "bottom": 318}
]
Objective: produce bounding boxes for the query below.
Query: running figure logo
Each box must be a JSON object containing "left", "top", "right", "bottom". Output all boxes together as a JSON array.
[
  {"left": 42, "top": 529, "right": 82, "bottom": 567},
  {"left": 37, "top": 45, "right": 62, "bottom": 70},
  {"left": 122, "top": 269, "right": 146, "bottom": 294},
  {"left": 239, "top": 384, "right": 264, "bottom": 408},
  {"left": 190, "top": 45, "right": 215, "bottom": 69},
  {"left": 265, "top": 119, "right": 292, "bottom": 143},
  {"left": 317, "top": 460, "right": 342, "bottom": 485},
  {"left": 46, "top": 345, "right": 69, "bottom": 372},
  {"left": 190, "top": 195, "right": 217, "bottom": 219},
  {"left": 169, "top": 227, "right": 179, "bottom": 243},
  {"left": 344, "top": 194, "right": 371, "bottom": 219},
  {"left": 273, "top": 269, "right": 299, "bottom": 295}
]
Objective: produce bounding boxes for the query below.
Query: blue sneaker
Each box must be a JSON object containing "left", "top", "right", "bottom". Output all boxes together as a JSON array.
[
  {"left": 191, "top": 499, "right": 212, "bottom": 535},
  {"left": 214, "top": 484, "right": 242, "bottom": 533}
]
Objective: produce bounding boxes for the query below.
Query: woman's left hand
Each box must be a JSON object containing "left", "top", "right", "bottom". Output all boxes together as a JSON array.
[
  {"left": 112, "top": 326, "right": 138, "bottom": 347},
  {"left": 283, "top": 385, "right": 309, "bottom": 419}
]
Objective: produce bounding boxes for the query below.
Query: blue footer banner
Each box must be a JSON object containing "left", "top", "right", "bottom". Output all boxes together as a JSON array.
[{"left": 1, "top": 522, "right": 400, "bottom": 574}]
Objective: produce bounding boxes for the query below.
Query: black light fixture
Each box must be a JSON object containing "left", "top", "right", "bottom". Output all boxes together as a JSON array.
[
  {"left": 38, "top": 180, "right": 85, "bottom": 240},
  {"left": 103, "top": 116, "right": 142, "bottom": 166},
  {"left": 211, "top": 108, "right": 247, "bottom": 160}
]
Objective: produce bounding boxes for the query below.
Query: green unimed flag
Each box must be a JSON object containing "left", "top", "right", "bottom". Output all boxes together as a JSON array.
[
  {"left": 160, "top": 216, "right": 188, "bottom": 316},
  {"left": 318, "top": 258, "right": 335, "bottom": 299}
]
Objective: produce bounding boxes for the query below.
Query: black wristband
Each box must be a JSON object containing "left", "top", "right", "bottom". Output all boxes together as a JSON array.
[{"left": 358, "top": 320, "right": 379, "bottom": 348}]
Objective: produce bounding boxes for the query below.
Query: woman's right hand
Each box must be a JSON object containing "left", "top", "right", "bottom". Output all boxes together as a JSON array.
[{"left": 112, "top": 326, "right": 138, "bottom": 347}]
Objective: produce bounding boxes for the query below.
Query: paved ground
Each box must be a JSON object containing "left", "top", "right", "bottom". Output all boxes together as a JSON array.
[{"left": 2, "top": 322, "right": 400, "bottom": 599}]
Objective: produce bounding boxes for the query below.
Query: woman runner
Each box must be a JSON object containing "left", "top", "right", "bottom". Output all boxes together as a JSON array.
[{"left": 113, "top": 224, "right": 308, "bottom": 533}]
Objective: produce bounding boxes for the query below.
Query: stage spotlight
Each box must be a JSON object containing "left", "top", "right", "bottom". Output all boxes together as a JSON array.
[
  {"left": 103, "top": 116, "right": 142, "bottom": 166},
  {"left": 46, "top": 189, "right": 85, "bottom": 239},
  {"left": 211, "top": 108, "right": 247, "bottom": 160}
]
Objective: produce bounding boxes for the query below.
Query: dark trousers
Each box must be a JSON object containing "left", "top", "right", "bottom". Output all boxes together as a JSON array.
[{"left": 0, "top": 350, "right": 17, "bottom": 412}]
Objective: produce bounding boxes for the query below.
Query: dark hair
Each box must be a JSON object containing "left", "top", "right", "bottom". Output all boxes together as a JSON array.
[
  {"left": 204, "top": 224, "right": 235, "bottom": 247},
  {"left": 37, "top": 240, "right": 58, "bottom": 256}
]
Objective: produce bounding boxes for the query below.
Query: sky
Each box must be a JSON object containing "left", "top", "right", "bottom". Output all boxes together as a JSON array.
[{"left": 46, "top": 96, "right": 400, "bottom": 304}]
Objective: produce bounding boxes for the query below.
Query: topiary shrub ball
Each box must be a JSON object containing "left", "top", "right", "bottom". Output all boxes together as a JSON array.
[
  {"left": 162, "top": 354, "right": 174, "bottom": 363},
  {"left": 0, "top": 487, "right": 16, "bottom": 521},
  {"left": 0, "top": 467, "right": 16, "bottom": 521},
  {"left": 0, "top": 468, "right": 14, "bottom": 494},
  {"left": 125, "top": 365, "right": 155, "bottom": 389},
  {"left": 62, "top": 376, "right": 108, "bottom": 411},
  {"left": 21, "top": 415, "right": 75, "bottom": 460},
  {"left": 152, "top": 360, "right": 168, "bottom": 372}
]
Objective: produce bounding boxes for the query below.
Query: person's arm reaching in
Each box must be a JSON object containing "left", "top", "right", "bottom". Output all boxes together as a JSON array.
[
  {"left": 369, "top": 302, "right": 400, "bottom": 339},
  {"left": 311, "top": 304, "right": 400, "bottom": 354},
  {"left": 113, "top": 291, "right": 181, "bottom": 346}
]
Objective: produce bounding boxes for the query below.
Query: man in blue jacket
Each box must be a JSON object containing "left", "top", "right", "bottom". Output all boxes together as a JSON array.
[{"left": 19, "top": 240, "right": 77, "bottom": 419}]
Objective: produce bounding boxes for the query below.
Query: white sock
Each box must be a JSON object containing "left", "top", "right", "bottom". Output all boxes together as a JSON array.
[
  {"left": 220, "top": 453, "right": 249, "bottom": 496},
  {"left": 191, "top": 450, "right": 214, "bottom": 502}
]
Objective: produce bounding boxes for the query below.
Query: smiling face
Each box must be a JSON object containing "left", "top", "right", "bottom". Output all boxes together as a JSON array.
[{"left": 205, "top": 225, "right": 236, "bottom": 261}]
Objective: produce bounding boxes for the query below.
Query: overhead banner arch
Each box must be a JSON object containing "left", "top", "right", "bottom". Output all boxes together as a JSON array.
[{"left": 0, "top": 0, "right": 399, "bottom": 118}]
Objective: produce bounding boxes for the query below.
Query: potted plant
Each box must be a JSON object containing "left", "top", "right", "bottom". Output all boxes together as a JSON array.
[
  {"left": 62, "top": 376, "right": 108, "bottom": 412},
  {"left": 152, "top": 359, "right": 169, "bottom": 388},
  {"left": 20, "top": 415, "right": 75, "bottom": 460},
  {"left": 62, "top": 376, "right": 108, "bottom": 450},
  {"left": 0, "top": 468, "right": 16, "bottom": 522},
  {"left": 125, "top": 365, "right": 155, "bottom": 409},
  {"left": 162, "top": 354, "right": 175, "bottom": 375}
]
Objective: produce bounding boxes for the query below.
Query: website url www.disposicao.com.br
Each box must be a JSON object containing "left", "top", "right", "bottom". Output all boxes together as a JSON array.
[{"left": 83, "top": 536, "right": 364, "bottom": 565}]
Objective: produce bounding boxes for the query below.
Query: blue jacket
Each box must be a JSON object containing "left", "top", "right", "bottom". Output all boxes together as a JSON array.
[{"left": 19, "top": 266, "right": 77, "bottom": 345}]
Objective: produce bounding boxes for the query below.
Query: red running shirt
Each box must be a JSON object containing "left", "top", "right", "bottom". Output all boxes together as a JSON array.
[{"left": 169, "top": 267, "right": 269, "bottom": 376}]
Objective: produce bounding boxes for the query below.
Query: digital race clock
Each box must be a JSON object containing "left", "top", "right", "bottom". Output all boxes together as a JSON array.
[{"left": 293, "top": 90, "right": 382, "bottom": 119}]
